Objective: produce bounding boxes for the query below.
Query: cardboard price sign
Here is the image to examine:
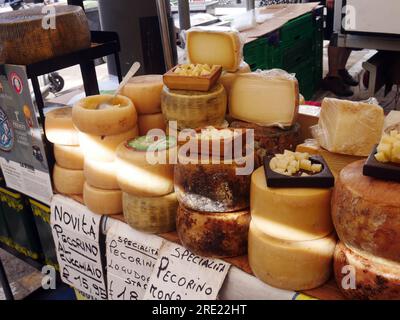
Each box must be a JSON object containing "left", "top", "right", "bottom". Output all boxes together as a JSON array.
[
  {"left": 51, "top": 195, "right": 107, "bottom": 300},
  {"left": 106, "top": 219, "right": 164, "bottom": 300},
  {"left": 144, "top": 242, "right": 231, "bottom": 300}
]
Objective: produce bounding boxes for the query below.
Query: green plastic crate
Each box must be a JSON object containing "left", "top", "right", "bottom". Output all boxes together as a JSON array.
[
  {"left": 0, "top": 188, "right": 42, "bottom": 260},
  {"left": 279, "top": 13, "right": 314, "bottom": 45}
]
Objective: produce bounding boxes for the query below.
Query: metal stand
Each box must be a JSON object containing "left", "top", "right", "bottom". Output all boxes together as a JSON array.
[{"left": 0, "top": 258, "right": 13, "bottom": 300}]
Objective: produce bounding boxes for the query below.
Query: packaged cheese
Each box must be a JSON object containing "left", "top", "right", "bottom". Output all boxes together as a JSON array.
[
  {"left": 312, "top": 98, "right": 384, "bottom": 156},
  {"left": 230, "top": 69, "right": 299, "bottom": 128}
]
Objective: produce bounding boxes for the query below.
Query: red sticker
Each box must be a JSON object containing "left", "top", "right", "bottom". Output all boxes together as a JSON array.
[{"left": 9, "top": 72, "right": 23, "bottom": 95}]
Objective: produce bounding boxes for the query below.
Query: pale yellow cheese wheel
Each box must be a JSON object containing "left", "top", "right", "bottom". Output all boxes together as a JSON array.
[
  {"left": 45, "top": 107, "right": 80, "bottom": 146},
  {"left": 54, "top": 144, "right": 84, "bottom": 170},
  {"left": 248, "top": 222, "right": 336, "bottom": 291},
  {"left": 251, "top": 167, "right": 333, "bottom": 241},
  {"left": 72, "top": 95, "right": 137, "bottom": 136},
  {"left": 79, "top": 127, "right": 139, "bottom": 162},
  {"left": 84, "top": 159, "right": 119, "bottom": 190},
  {"left": 121, "top": 75, "right": 163, "bottom": 115},
  {"left": 83, "top": 182, "right": 122, "bottom": 215},
  {"left": 138, "top": 113, "right": 166, "bottom": 136},
  {"left": 53, "top": 164, "right": 84, "bottom": 195}
]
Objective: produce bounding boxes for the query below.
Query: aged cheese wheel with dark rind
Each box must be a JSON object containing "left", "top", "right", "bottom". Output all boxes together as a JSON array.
[
  {"left": 176, "top": 205, "right": 250, "bottom": 258},
  {"left": 174, "top": 152, "right": 253, "bottom": 213},
  {"left": 332, "top": 160, "right": 400, "bottom": 262},
  {"left": 334, "top": 242, "right": 400, "bottom": 300},
  {"left": 229, "top": 121, "right": 300, "bottom": 165},
  {"left": 0, "top": 5, "right": 90, "bottom": 65}
]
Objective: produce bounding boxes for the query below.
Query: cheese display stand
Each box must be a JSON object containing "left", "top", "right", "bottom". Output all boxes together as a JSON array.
[{"left": 0, "top": 2, "right": 399, "bottom": 304}]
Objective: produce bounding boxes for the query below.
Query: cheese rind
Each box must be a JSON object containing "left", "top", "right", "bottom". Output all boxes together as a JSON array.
[
  {"left": 313, "top": 98, "right": 384, "bottom": 156},
  {"left": 123, "top": 192, "right": 178, "bottom": 234},
  {"left": 138, "top": 113, "right": 166, "bottom": 136},
  {"left": 332, "top": 160, "right": 400, "bottom": 262},
  {"left": 54, "top": 144, "right": 84, "bottom": 170},
  {"left": 121, "top": 75, "right": 163, "bottom": 115},
  {"left": 251, "top": 167, "right": 333, "bottom": 241},
  {"left": 230, "top": 70, "right": 299, "bottom": 128},
  {"left": 177, "top": 205, "right": 250, "bottom": 258},
  {"left": 248, "top": 222, "right": 336, "bottom": 291},
  {"left": 45, "top": 107, "right": 80, "bottom": 146},
  {"left": 334, "top": 242, "right": 400, "bottom": 300},
  {"left": 72, "top": 95, "right": 137, "bottom": 136},
  {"left": 84, "top": 159, "right": 119, "bottom": 190},
  {"left": 161, "top": 84, "right": 227, "bottom": 130},
  {"left": 79, "top": 127, "right": 138, "bottom": 162},
  {"left": 83, "top": 182, "right": 122, "bottom": 215},
  {"left": 186, "top": 27, "right": 242, "bottom": 72},
  {"left": 53, "top": 164, "right": 84, "bottom": 195}
]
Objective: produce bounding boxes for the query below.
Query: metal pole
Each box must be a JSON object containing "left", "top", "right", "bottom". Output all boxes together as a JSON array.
[
  {"left": 178, "top": 0, "right": 191, "bottom": 31},
  {"left": 156, "top": 0, "right": 175, "bottom": 71},
  {"left": 0, "top": 259, "right": 13, "bottom": 300},
  {"left": 246, "top": 0, "right": 255, "bottom": 11}
]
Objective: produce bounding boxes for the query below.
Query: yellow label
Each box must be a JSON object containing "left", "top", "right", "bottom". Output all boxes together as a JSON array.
[{"left": 293, "top": 293, "right": 318, "bottom": 300}]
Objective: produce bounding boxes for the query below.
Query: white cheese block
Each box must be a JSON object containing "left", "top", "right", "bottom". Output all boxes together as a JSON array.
[
  {"left": 313, "top": 98, "right": 384, "bottom": 156},
  {"left": 186, "top": 26, "right": 242, "bottom": 72},
  {"left": 230, "top": 70, "right": 299, "bottom": 128},
  {"left": 219, "top": 61, "right": 251, "bottom": 100}
]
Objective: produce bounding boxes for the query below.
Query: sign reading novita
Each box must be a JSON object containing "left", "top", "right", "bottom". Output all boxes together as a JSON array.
[
  {"left": 51, "top": 195, "right": 107, "bottom": 300},
  {"left": 0, "top": 65, "right": 52, "bottom": 204}
]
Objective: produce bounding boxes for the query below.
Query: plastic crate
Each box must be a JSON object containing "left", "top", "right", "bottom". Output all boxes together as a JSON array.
[
  {"left": 30, "top": 199, "right": 58, "bottom": 269},
  {"left": 279, "top": 13, "right": 314, "bottom": 45},
  {"left": 0, "top": 188, "right": 42, "bottom": 260}
]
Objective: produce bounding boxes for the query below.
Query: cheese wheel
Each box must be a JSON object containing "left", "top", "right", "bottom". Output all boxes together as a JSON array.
[
  {"left": 53, "top": 164, "right": 84, "bottom": 195},
  {"left": 161, "top": 84, "right": 227, "bottom": 130},
  {"left": 0, "top": 5, "right": 90, "bottom": 65},
  {"left": 230, "top": 121, "right": 300, "bottom": 166},
  {"left": 45, "top": 107, "right": 80, "bottom": 146},
  {"left": 116, "top": 136, "right": 176, "bottom": 197},
  {"left": 79, "top": 127, "right": 138, "bottom": 162},
  {"left": 334, "top": 242, "right": 400, "bottom": 300},
  {"left": 54, "top": 144, "right": 84, "bottom": 170},
  {"left": 121, "top": 75, "right": 163, "bottom": 115},
  {"left": 251, "top": 167, "right": 333, "bottom": 241},
  {"left": 138, "top": 113, "right": 166, "bottom": 136},
  {"left": 72, "top": 95, "right": 137, "bottom": 136},
  {"left": 299, "top": 94, "right": 306, "bottom": 105},
  {"left": 175, "top": 152, "right": 253, "bottom": 212},
  {"left": 83, "top": 182, "right": 122, "bottom": 215},
  {"left": 123, "top": 192, "right": 178, "bottom": 234},
  {"left": 332, "top": 160, "right": 400, "bottom": 262},
  {"left": 248, "top": 222, "right": 336, "bottom": 291},
  {"left": 219, "top": 62, "right": 251, "bottom": 98},
  {"left": 177, "top": 205, "right": 250, "bottom": 258},
  {"left": 84, "top": 159, "right": 119, "bottom": 190}
]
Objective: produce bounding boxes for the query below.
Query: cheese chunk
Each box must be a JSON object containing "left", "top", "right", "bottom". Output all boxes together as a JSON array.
[
  {"left": 248, "top": 222, "right": 336, "bottom": 291},
  {"left": 138, "top": 113, "right": 166, "bottom": 136},
  {"left": 121, "top": 75, "right": 163, "bottom": 115},
  {"left": 230, "top": 71, "right": 299, "bottom": 128},
  {"left": 186, "top": 27, "right": 242, "bottom": 72},
  {"left": 313, "top": 98, "right": 384, "bottom": 156},
  {"left": 332, "top": 160, "right": 400, "bottom": 262},
  {"left": 219, "top": 61, "right": 251, "bottom": 101},
  {"left": 298, "top": 105, "right": 320, "bottom": 142},
  {"left": 251, "top": 167, "right": 333, "bottom": 241},
  {"left": 384, "top": 110, "right": 400, "bottom": 133},
  {"left": 54, "top": 144, "right": 84, "bottom": 170},
  {"left": 83, "top": 182, "right": 122, "bottom": 215},
  {"left": 123, "top": 192, "right": 178, "bottom": 234},
  {"left": 334, "top": 242, "right": 400, "bottom": 300},
  {"left": 177, "top": 205, "right": 250, "bottom": 258}
]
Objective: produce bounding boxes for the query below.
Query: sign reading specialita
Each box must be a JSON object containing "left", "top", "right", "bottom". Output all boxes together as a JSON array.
[
  {"left": 51, "top": 195, "right": 107, "bottom": 300},
  {"left": 0, "top": 65, "right": 52, "bottom": 204},
  {"left": 106, "top": 219, "right": 164, "bottom": 300},
  {"left": 144, "top": 242, "right": 231, "bottom": 300}
]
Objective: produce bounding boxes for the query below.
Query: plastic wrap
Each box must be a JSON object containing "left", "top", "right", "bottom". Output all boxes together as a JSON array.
[
  {"left": 186, "top": 26, "right": 244, "bottom": 72},
  {"left": 311, "top": 97, "right": 385, "bottom": 156},
  {"left": 231, "top": 10, "right": 257, "bottom": 32},
  {"left": 0, "top": 5, "right": 90, "bottom": 65}
]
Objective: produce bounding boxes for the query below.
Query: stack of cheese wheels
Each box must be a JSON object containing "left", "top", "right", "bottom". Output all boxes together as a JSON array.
[
  {"left": 121, "top": 75, "right": 167, "bottom": 136},
  {"left": 175, "top": 145, "right": 253, "bottom": 258},
  {"left": 332, "top": 160, "right": 400, "bottom": 300},
  {"left": 72, "top": 94, "right": 138, "bottom": 215},
  {"left": 228, "top": 70, "right": 300, "bottom": 166},
  {"left": 248, "top": 166, "right": 336, "bottom": 291},
  {"left": 45, "top": 107, "right": 84, "bottom": 196},
  {"left": 116, "top": 135, "right": 178, "bottom": 234}
]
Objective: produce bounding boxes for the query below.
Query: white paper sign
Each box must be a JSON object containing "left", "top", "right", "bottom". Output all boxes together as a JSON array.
[
  {"left": 50, "top": 195, "right": 107, "bottom": 300},
  {"left": 144, "top": 242, "right": 231, "bottom": 300},
  {"left": 106, "top": 219, "right": 164, "bottom": 300}
]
